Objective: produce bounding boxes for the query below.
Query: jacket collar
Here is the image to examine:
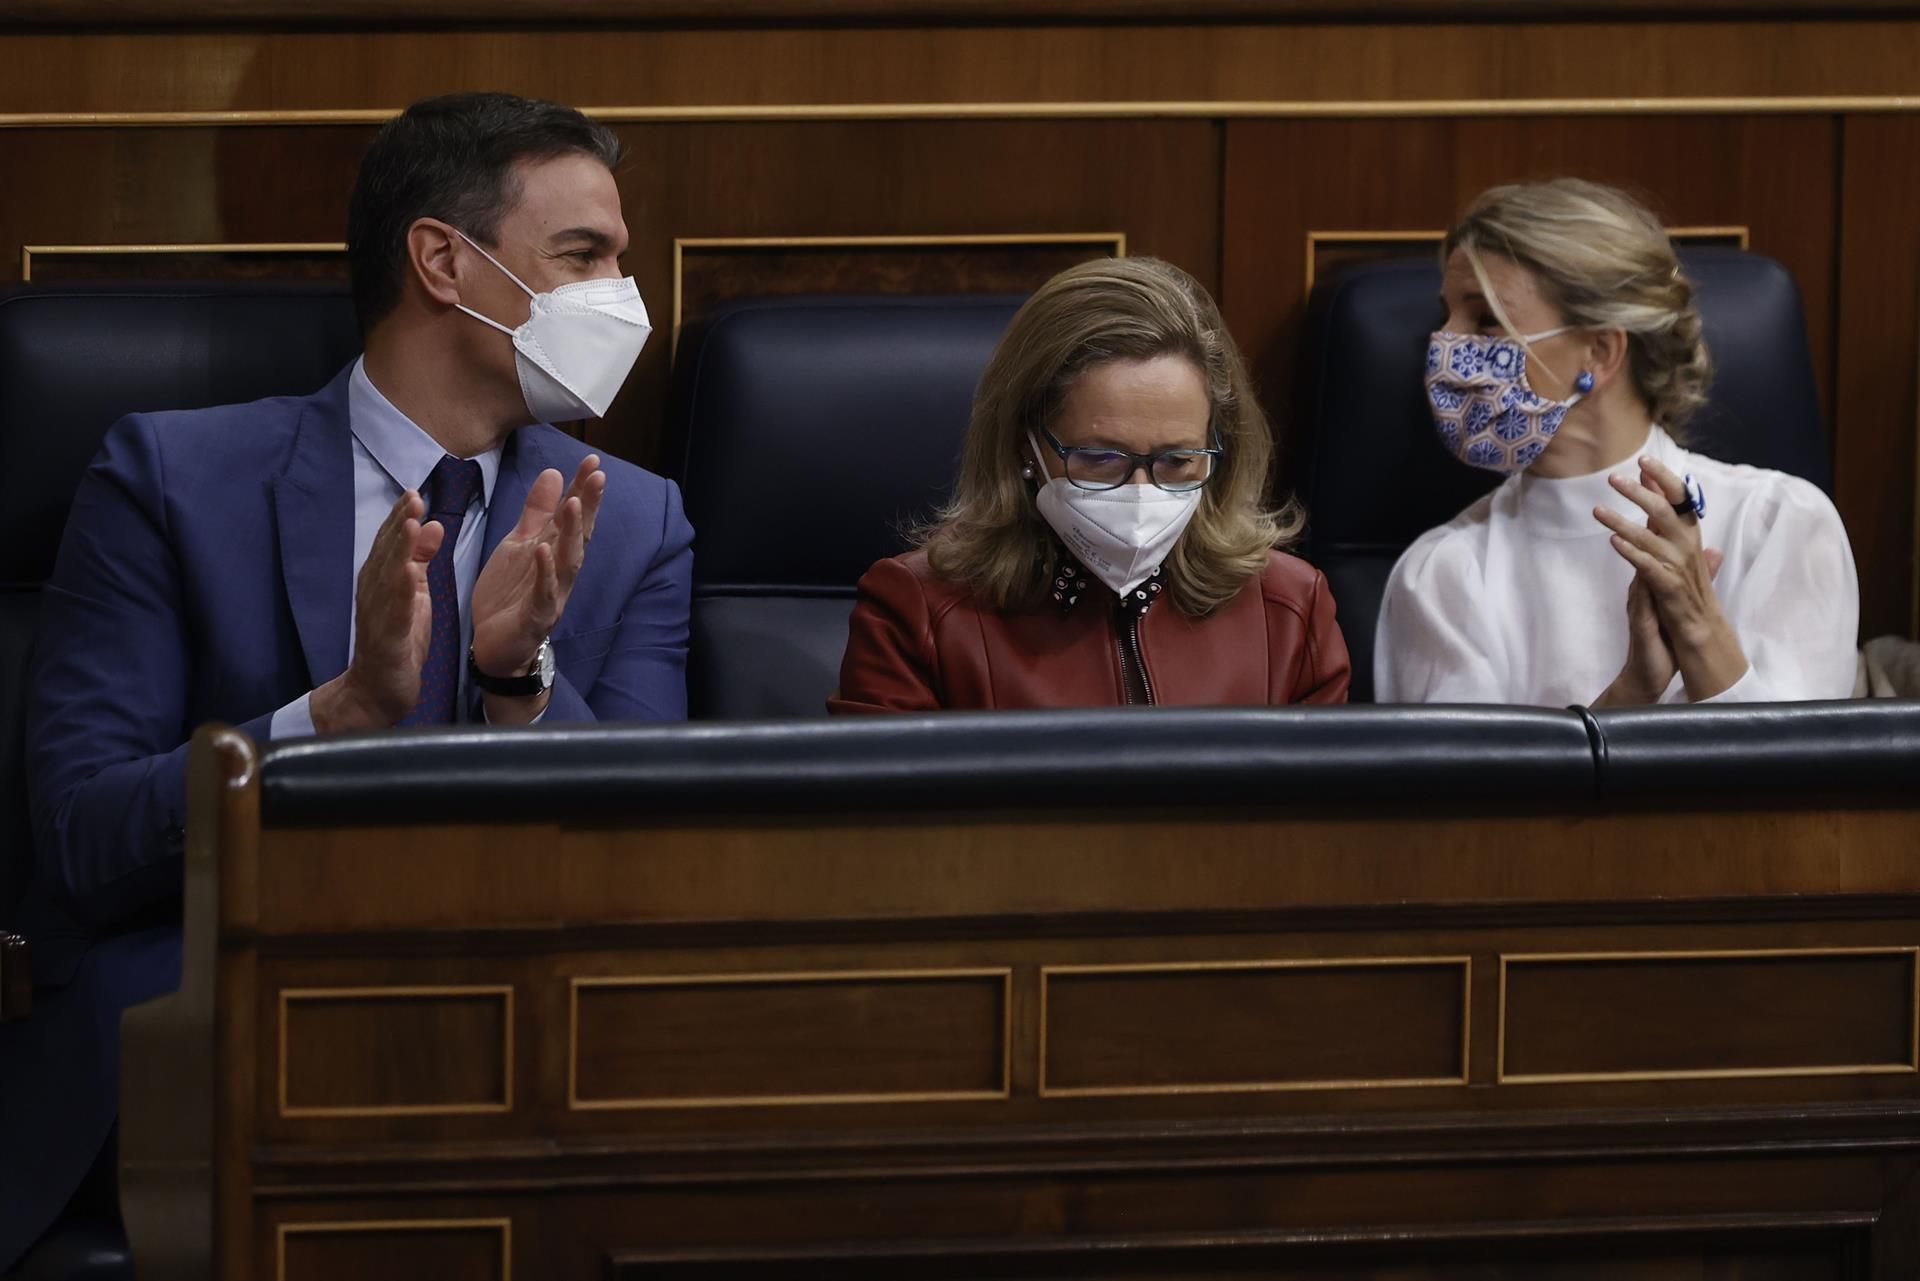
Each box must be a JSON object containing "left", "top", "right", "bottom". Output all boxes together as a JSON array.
[{"left": 482, "top": 423, "right": 561, "bottom": 563}]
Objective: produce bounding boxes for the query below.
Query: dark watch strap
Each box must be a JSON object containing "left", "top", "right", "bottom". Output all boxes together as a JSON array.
[{"left": 468, "top": 644, "right": 549, "bottom": 698}]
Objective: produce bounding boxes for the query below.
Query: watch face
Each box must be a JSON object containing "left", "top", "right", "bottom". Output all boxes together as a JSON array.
[{"left": 537, "top": 639, "right": 557, "bottom": 687}]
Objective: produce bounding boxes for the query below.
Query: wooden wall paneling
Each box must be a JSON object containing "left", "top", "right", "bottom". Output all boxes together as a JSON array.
[
  {"left": 1835, "top": 114, "right": 1920, "bottom": 640},
  {"left": 21, "top": 245, "right": 346, "bottom": 283},
  {"left": 0, "top": 127, "right": 370, "bottom": 262},
  {"left": 1039, "top": 957, "right": 1470, "bottom": 1096},
  {"left": 244, "top": 915, "right": 1920, "bottom": 1156},
  {"left": 1497, "top": 949, "right": 1920, "bottom": 1084},
  {"left": 5, "top": 22, "right": 1920, "bottom": 117},
  {"left": 254, "top": 1156, "right": 1899, "bottom": 1280},
  {"left": 672, "top": 233, "right": 1123, "bottom": 354},
  {"left": 1300, "top": 226, "right": 1748, "bottom": 299},
  {"left": 277, "top": 986, "right": 514, "bottom": 1117},
  {"left": 13, "top": 0, "right": 1920, "bottom": 25},
  {"left": 606, "top": 1223, "right": 1871, "bottom": 1280},
  {"left": 130, "top": 720, "right": 1920, "bottom": 1278},
  {"left": 568, "top": 969, "right": 1011, "bottom": 1108},
  {"left": 1221, "top": 115, "right": 1839, "bottom": 432},
  {"left": 277, "top": 1219, "right": 510, "bottom": 1281},
  {"left": 253, "top": 809, "right": 1920, "bottom": 938},
  {"left": 600, "top": 118, "right": 1219, "bottom": 467}
]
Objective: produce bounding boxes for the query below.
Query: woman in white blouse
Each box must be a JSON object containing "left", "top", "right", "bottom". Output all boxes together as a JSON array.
[{"left": 1376, "top": 178, "right": 1858, "bottom": 706}]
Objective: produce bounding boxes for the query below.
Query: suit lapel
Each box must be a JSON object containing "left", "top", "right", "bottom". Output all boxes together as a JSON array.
[
  {"left": 483, "top": 426, "right": 543, "bottom": 561},
  {"left": 272, "top": 369, "right": 357, "bottom": 687}
]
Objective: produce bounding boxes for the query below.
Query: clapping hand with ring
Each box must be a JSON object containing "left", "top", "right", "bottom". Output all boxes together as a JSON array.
[{"left": 1592, "top": 454, "right": 1747, "bottom": 703}]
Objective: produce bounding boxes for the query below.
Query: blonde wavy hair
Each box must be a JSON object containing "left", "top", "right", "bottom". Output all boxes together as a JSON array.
[
  {"left": 920, "top": 256, "right": 1303, "bottom": 616},
  {"left": 1445, "top": 178, "right": 1712, "bottom": 434}
]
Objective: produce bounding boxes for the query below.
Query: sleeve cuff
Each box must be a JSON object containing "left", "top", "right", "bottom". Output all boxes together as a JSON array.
[
  {"left": 269, "top": 692, "right": 316, "bottom": 740},
  {"left": 479, "top": 697, "right": 550, "bottom": 725},
  {"left": 1695, "top": 664, "right": 1759, "bottom": 704}
]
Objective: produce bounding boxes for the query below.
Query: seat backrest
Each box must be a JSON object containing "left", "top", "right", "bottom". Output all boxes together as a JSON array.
[
  {"left": 0, "top": 283, "right": 360, "bottom": 923},
  {"left": 672, "top": 294, "right": 1023, "bottom": 719},
  {"left": 1295, "top": 246, "right": 1830, "bottom": 702}
]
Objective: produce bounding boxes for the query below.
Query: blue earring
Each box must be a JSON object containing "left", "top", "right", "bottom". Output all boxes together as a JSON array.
[{"left": 1574, "top": 370, "right": 1596, "bottom": 394}]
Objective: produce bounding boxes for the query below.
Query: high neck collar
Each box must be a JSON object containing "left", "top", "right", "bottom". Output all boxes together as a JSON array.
[{"left": 1511, "top": 424, "right": 1684, "bottom": 538}]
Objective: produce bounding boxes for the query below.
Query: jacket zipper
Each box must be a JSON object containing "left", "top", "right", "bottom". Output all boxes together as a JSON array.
[{"left": 1116, "top": 609, "right": 1156, "bottom": 706}]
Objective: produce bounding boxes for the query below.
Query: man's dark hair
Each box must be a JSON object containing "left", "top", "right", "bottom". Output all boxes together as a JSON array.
[{"left": 346, "top": 92, "right": 623, "bottom": 334}]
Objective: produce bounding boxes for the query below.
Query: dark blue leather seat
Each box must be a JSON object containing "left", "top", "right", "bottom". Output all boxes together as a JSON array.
[{"left": 670, "top": 294, "right": 1023, "bottom": 719}]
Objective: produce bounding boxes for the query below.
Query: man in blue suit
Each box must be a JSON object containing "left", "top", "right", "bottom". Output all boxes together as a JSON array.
[{"left": 0, "top": 92, "right": 693, "bottom": 1270}]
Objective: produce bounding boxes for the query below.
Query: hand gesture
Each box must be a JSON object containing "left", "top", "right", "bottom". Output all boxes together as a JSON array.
[
  {"left": 1593, "top": 455, "right": 1747, "bottom": 702},
  {"left": 470, "top": 455, "right": 606, "bottom": 678},
  {"left": 313, "top": 490, "right": 444, "bottom": 731},
  {"left": 1605, "top": 546, "right": 1724, "bottom": 705}
]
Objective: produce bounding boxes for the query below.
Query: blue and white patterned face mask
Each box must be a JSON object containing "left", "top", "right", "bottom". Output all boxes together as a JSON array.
[{"left": 1424, "top": 328, "right": 1592, "bottom": 474}]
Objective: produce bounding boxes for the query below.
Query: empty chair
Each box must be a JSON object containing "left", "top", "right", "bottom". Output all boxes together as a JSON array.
[{"left": 671, "top": 294, "right": 1023, "bottom": 719}]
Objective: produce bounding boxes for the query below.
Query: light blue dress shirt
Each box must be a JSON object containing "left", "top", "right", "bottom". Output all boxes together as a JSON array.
[{"left": 271, "top": 358, "right": 503, "bottom": 737}]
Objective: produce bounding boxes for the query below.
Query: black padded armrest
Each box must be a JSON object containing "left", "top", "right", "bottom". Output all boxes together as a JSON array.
[
  {"left": 260, "top": 706, "right": 1598, "bottom": 825},
  {"left": 1587, "top": 699, "right": 1920, "bottom": 802}
]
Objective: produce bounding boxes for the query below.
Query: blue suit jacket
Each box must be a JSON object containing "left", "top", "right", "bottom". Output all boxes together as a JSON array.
[{"left": 0, "top": 366, "right": 693, "bottom": 1266}]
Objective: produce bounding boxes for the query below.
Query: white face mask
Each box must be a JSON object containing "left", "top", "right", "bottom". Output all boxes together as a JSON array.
[
  {"left": 1029, "top": 434, "right": 1203, "bottom": 599},
  {"left": 452, "top": 228, "right": 653, "bottom": 423}
]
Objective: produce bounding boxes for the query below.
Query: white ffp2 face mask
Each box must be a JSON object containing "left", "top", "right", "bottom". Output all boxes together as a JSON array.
[
  {"left": 1029, "top": 435, "right": 1202, "bottom": 599},
  {"left": 452, "top": 228, "right": 653, "bottom": 423}
]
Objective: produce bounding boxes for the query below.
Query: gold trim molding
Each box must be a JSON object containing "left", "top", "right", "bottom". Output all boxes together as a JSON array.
[
  {"left": 276, "top": 1218, "right": 512, "bottom": 1281},
  {"left": 670, "top": 231, "right": 1125, "bottom": 355},
  {"left": 277, "top": 984, "right": 515, "bottom": 1119},
  {"left": 1038, "top": 955, "right": 1473, "bottom": 1099},
  {"left": 3, "top": 96, "right": 1920, "bottom": 130},
  {"left": 567, "top": 966, "right": 1014, "bottom": 1111},
  {"left": 1496, "top": 946, "right": 1920, "bottom": 1086},
  {"left": 1303, "top": 226, "right": 1751, "bottom": 298},
  {"left": 21, "top": 241, "right": 346, "bottom": 282}
]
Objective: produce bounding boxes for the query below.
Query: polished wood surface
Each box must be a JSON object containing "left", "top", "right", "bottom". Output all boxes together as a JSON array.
[
  {"left": 116, "top": 727, "right": 1920, "bottom": 1279},
  {"left": 5, "top": 23, "right": 1920, "bottom": 117},
  {"left": 1834, "top": 113, "right": 1920, "bottom": 640},
  {"left": 10, "top": 0, "right": 1920, "bottom": 24},
  {"left": 1041, "top": 958, "right": 1468, "bottom": 1094}
]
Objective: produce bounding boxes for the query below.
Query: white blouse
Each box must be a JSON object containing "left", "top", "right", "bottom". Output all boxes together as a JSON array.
[{"left": 1374, "top": 426, "right": 1859, "bottom": 706}]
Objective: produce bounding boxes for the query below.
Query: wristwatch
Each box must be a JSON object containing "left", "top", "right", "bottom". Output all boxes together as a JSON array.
[{"left": 469, "top": 637, "right": 555, "bottom": 699}]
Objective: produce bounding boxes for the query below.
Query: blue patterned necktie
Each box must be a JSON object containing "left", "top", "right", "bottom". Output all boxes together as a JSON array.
[{"left": 400, "top": 455, "right": 485, "bottom": 726}]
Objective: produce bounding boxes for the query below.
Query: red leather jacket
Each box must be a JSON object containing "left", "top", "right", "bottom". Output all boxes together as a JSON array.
[{"left": 830, "top": 549, "right": 1351, "bottom": 712}]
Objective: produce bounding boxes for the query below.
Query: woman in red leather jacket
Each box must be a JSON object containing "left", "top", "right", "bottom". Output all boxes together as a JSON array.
[{"left": 829, "top": 256, "right": 1351, "bottom": 712}]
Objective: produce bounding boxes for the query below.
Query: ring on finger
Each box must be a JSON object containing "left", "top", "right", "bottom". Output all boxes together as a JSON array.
[{"left": 1670, "top": 472, "right": 1706, "bottom": 521}]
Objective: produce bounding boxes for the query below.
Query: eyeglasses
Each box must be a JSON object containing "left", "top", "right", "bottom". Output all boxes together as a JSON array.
[{"left": 1034, "top": 423, "right": 1225, "bottom": 492}]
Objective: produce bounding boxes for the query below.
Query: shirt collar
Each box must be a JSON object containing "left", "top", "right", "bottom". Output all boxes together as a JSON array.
[
  {"left": 1049, "top": 545, "right": 1166, "bottom": 619},
  {"left": 1510, "top": 423, "right": 1682, "bottom": 539},
  {"left": 348, "top": 357, "right": 501, "bottom": 508}
]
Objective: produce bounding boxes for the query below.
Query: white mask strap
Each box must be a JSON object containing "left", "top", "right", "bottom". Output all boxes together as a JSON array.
[
  {"left": 451, "top": 227, "right": 537, "bottom": 336},
  {"left": 1026, "top": 431, "right": 1054, "bottom": 480},
  {"left": 1517, "top": 324, "right": 1571, "bottom": 343}
]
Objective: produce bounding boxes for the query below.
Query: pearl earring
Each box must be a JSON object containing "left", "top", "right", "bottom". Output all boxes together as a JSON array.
[{"left": 1022, "top": 461, "right": 1036, "bottom": 480}]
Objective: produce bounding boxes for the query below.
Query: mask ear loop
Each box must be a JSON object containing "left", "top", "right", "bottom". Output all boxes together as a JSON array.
[
  {"left": 449, "top": 226, "right": 537, "bottom": 335},
  {"left": 1461, "top": 240, "right": 1589, "bottom": 394},
  {"left": 1025, "top": 431, "right": 1053, "bottom": 485}
]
